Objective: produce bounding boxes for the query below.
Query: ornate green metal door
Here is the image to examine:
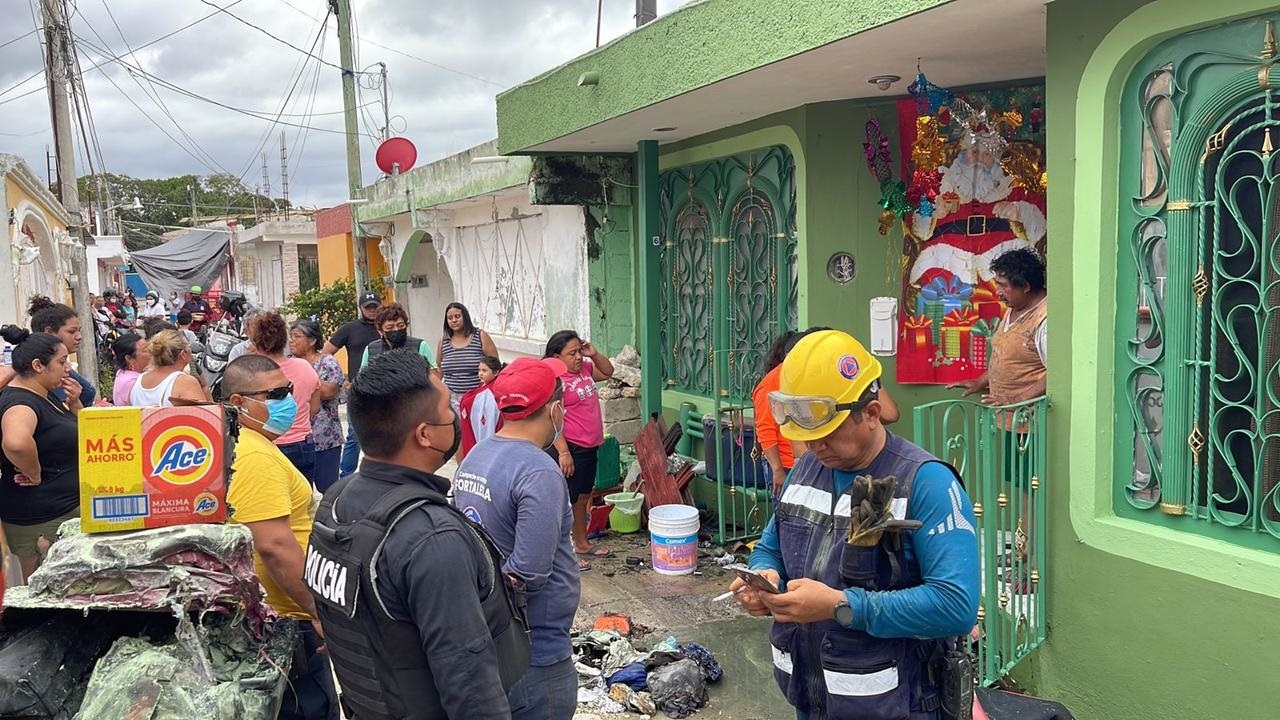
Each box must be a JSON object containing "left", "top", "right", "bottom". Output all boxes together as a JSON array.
[
  {"left": 658, "top": 146, "right": 797, "bottom": 400},
  {"left": 1117, "top": 15, "right": 1280, "bottom": 549}
]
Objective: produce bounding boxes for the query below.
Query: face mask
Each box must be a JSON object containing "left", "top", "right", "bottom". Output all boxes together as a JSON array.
[
  {"left": 544, "top": 402, "right": 565, "bottom": 450},
  {"left": 242, "top": 394, "right": 298, "bottom": 435},
  {"left": 439, "top": 414, "right": 461, "bottom": 463},
  {"left": 385, "top": 330, "right": 408, "bottom": 348}
]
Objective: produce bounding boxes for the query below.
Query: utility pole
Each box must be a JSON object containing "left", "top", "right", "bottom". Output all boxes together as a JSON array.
[
  {"left": 379, "top": 62, "right": 389, "bottom": 141},
  {"left": 188, "top": 183, "right": 198, "bottom": 226},
  {"left": 334, "top": 0, "right": 370, "bottom": 294},
  {"left": 41, "top": 0, "right": 97, "bottom": 380}
]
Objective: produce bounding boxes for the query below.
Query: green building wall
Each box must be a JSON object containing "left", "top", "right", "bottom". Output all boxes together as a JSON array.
[
  {"left": 576, "top": 2, "right": 1278, "bottom": 717},
  {"left": 1037, "top": 1, "right": 1279, "bottom": 718}
]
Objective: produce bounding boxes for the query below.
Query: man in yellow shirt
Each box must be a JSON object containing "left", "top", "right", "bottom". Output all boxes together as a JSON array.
[{"left": 221, "top": 355, "right": 337, "bottom": 720}]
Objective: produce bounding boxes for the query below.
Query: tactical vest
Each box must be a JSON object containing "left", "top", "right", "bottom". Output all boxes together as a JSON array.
[
  {"left": 306, "top": 475, "right": 531, "bottom": 719},
  {"left": 770, "top": 432, "right": 959, "bottom": 720}
]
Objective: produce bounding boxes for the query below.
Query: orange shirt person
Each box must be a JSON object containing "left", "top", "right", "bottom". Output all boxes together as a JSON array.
[{"left": 755, "top": 329, "right": 901, "bottom": 497}]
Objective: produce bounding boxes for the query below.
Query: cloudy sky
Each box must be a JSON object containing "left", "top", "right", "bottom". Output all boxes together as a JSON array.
[{"left": 0, "top": 0, "right": 682, "bottom": 206}]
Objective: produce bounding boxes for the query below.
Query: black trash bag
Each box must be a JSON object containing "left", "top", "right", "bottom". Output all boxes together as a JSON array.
[
  {"left": 647, "top": 658, "right": 708, "bottom": 719},
  {"left": 680, "top": 642, "right": 723, "bottom": 683},
  {"left": 976, "top": 687, "right": 1075, "bottom": 720},
  {"left": 0, "top": 616, "right": 113, "bottom": 718}
]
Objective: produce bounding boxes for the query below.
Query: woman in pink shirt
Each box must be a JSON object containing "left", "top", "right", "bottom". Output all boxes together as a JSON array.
[
  {"left": 110, "top": 332, "right": 150, "bottom": 406},
  {"left": 545, "top": 330, "right": 614, "bottom": 561},
  {"left": 248, "top": 312, "right": 320, "bottom": 483}
]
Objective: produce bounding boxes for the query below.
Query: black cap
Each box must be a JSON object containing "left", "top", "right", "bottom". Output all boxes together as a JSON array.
[{"left": 359, "top": 292, "right": 380, "bottom": 308}]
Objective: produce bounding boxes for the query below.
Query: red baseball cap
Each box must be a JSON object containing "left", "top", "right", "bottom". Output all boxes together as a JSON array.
[{"left": 491, "top": 357, "right": 561, "bottom": 420}]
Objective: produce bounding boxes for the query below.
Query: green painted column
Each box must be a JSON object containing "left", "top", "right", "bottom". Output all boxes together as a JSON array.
[{"left": 637, "top": 140, "right": 662, "bottom": 419}]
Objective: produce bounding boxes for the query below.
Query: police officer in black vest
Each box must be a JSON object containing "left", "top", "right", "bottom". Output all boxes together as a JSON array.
[{"left": 306, "top": 348, "right": 530, "bottom": 719}]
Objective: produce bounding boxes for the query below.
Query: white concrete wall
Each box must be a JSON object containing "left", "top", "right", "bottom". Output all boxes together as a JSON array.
[{"left": 392, "top": 190, "right": 591, "bottom": 361}]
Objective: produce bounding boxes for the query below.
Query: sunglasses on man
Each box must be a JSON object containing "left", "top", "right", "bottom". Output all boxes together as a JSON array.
[{"left": 243, "top": 382, "right": 294, "bottom": 401}]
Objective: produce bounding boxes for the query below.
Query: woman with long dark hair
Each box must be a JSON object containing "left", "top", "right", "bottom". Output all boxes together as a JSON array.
[
  {"left": 110, "top": 332, "right": 151, "bottom": 406},
  {"left": 27, "top": 296, "right": 96, "bottom": 407},
  {"left": 544, "top": 330, "right": 613, "bottom": 562},
  {"left": 0, "top": 326, "right": 82, "bottom": 580},
  {"left": 438, "top": 302, "right": 498, "bottom": 403}
]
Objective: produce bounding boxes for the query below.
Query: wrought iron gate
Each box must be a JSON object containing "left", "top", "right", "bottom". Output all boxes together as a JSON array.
[{"left": 659, "top": 146, "right": 798, "bottom": 541}]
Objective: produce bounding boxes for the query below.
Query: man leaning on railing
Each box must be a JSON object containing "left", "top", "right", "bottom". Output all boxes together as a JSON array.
[{"left": 948, "top": 247, "right": 1048, "bottom": 594}]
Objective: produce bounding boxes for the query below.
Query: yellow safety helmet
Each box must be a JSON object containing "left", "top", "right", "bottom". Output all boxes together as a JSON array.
[{"left": 773, "top": 330, "right": 882, "bottom": 441}]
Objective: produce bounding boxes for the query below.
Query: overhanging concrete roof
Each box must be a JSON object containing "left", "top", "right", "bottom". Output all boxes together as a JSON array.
[{"left": 496, "top": 0, "right": 1047, "bottom": 154}]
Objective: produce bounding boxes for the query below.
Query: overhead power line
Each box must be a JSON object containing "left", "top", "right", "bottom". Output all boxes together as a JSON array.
[
  {"left": 0, "top": 27, "right": 41, "bottom": 50},
  {"left": 271, "top": 0, "right": 505, "bottom": 88},
  {"left": 359, "top": 37, "right": 505, "bottom": 88},
  {"left": 73, "top": 35, "right": 377, "bottom": 139},
  {"left": 197, "top": 0, "right": 366, "bottom": 76}
]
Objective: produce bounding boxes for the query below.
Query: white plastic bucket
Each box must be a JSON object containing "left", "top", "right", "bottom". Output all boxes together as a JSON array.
[{"left": 649, "top": 504, "right": 700, "bottom": 576}]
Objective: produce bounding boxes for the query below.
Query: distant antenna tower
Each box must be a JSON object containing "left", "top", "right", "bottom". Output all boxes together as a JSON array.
[
  {"left": 279, "top": 131, "right": 290, "bottom": 220},
  {"left": 261, "top": 153, "right": 271, "bottom": 214}
]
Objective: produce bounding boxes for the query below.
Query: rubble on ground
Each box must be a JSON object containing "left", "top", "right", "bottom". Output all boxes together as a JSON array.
[{"left": 572, "top": 626, "right": 721, "bottom": 718}]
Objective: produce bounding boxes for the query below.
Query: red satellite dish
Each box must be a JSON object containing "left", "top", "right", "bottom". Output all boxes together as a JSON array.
[{"left": 375, "top": 137, "right": 417, "bottom": 176}]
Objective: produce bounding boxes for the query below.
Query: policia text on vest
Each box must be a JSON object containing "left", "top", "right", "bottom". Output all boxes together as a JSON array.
[{"left": 306, "top": 475, "right": 531, "bottom": 719}]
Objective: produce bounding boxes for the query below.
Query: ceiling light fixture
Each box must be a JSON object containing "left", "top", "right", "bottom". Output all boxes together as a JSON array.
[
  {"left": 652, "top": 127, "right": 677, "bottom": 132},
  {"left": 868, "top": 74, "right": 902, "bottom": 91}
]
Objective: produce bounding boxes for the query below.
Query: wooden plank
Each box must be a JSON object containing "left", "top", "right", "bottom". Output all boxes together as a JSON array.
[{"left": 635, "top": 419, "right": 684, "bottom": 510}]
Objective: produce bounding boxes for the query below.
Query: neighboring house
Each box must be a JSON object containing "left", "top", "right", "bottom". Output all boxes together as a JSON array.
[
  {"left": 85, "top": 234, "right": 126, "bottom": 294},
  {"left": 236, "top": 219, "right": 319, "bottom": 310},
  {"left": 353, "top": 139, "right": 592, "bottom": 360},
  {"left": 494, "top": 2, "right": 1278, "bottom": 719},
  {"left": 0, "top": 153, "right": 73, "bottom": 320}
]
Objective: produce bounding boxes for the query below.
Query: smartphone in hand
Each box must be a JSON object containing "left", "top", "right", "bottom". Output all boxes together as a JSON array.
[{"left": 731, "top": 565, "right": 781, "bottom": 594}]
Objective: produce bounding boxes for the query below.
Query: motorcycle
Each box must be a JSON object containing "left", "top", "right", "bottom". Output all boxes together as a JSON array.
[{"left": 198, "top": 291, "right": 252, "bottom": 389}]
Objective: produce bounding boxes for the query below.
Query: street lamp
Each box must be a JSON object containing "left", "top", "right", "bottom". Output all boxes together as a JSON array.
[{"left": 95, "top": 196, "right": 143, "bottom": 236}]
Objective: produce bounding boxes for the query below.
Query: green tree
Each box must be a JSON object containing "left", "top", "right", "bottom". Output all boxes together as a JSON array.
[
  {"left": 280, "top": 277, "right": 387, "bottom": 337},
  {"left": 75, "top": 172, "right": 289, "bottom": 251}
]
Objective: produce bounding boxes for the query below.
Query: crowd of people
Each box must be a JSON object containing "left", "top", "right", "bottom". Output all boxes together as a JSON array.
[{"left": 0, "top": 246, "right": 1048, "bottom": 719}]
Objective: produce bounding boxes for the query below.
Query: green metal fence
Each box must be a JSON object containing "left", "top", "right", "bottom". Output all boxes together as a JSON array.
[{"left": 914, "top": 396, "right": 1049, "bottom": 686}]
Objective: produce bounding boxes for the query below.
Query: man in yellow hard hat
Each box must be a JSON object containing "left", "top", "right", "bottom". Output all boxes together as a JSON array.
[{"left": 730, "top": 330, "right": 979, "bottom": 720}]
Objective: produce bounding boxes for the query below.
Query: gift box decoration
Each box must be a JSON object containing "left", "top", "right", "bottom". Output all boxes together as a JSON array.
[
  {"left": 941, "top": 308, "right": 980, "bottom": 359},
  {"left": 918, "top": 276, "right": 975, "bottom": 317},
  {"left": 971, "top": 317, "right": 1000, "bottom": 371},
  {"left": 970, "top": 278, "right": 1004, "bottom": 321},
  {"left": 903, "top": 315, "right": 934, "bottom": 352}
]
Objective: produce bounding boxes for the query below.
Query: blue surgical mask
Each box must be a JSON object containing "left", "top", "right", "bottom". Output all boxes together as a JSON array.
[{"left": 243, "top": 394, "right": 298, "bottom": 435}]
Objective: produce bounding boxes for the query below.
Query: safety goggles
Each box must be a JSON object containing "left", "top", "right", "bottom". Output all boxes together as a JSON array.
[
  {"left": 245, "top": 382, "right": 294, "bottom": 401},
  {"left": 768, "top": 381, "right": 880, "bottom": 430}
]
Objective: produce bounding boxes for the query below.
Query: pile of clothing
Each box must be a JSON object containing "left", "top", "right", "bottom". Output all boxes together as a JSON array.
[{"left": 572, "top": 630, "right": 723, "bottom": 718}]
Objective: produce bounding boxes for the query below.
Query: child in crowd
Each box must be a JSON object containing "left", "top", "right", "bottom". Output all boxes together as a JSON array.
[{"left": 457, "top": 356, "right": 504, "bottom": 461}]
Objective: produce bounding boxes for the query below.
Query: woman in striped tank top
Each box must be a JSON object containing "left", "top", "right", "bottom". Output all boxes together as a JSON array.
[{"left": 438, "top": 302, "right": 499, "bottom": 402}]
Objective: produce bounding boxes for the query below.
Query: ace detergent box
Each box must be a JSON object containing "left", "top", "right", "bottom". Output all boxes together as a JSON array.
[{"left": 79, "top": 405, "right": 231, "bottom": 533}]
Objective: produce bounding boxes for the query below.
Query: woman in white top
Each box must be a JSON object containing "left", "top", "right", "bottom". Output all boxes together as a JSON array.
[{"left": 129, "top": 330, "right": 210, "bottom": 407}]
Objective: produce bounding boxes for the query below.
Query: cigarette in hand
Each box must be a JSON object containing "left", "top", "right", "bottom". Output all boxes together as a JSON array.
[{"left": 713, "top": 587, "right": 748, "bottom": 603}]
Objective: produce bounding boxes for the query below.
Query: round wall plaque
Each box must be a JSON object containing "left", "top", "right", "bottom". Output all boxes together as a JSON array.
[{"left": 827, "top": 252, "right": 856, "bottom": 284}]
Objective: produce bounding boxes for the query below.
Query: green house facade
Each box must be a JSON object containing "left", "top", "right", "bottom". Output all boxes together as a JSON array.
[{"left": 496, "top": 1, "right": 1280, "bottom": 717}]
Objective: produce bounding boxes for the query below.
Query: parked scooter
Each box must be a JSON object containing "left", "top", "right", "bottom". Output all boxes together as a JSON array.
[{"left": 199, "top": 291, "right": 251, "bottom": 388}]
